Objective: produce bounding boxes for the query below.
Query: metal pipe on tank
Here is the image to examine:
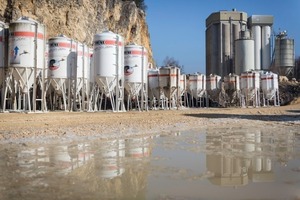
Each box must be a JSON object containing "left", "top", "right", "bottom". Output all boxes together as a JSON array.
[
  {"left": 32, "top": 22, "right": 38, "bottom": 112},
  {"left": 141, "top": 46, "right": 145, "bottom": 110},
  {"left": 82, "top": 45, "right": 86, "bottom": 111},
  {"left": 41, "top": 24, "right": 47, "bottom": 112}
]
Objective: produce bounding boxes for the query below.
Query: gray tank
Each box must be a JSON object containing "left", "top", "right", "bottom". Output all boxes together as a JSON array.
[{"left": 274, "top": 31, "right": 295, "bottom": 76}]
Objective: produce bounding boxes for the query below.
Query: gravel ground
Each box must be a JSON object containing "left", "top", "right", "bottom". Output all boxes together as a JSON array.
[{"left": 0, "top": 102, "right": 299, "bottom": 144}]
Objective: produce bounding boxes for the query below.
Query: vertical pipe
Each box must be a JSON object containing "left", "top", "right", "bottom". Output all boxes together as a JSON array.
[
  {"left": 42, "top": 24, "right": 46, "bottom": 112},
  {"left": 141, "top": 46, "right": 144, "bottom": 111},
  {"left": 32, "top": 22, "right": 38, "bottom": 112},
  {"left": 82, "top": 44, "right": 85, "bottom": 111},
  {"left": 73, "top": 42, "right": 78, "bottom": 112},
  {"left": 115, "top": 35, "right": 119, "bottom": 112}
]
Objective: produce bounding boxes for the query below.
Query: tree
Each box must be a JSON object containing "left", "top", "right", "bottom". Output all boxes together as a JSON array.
[
  {"left": 295, "top": 56, "right": 300, "bottom": 80},
  {"left": 122, "top": 0, "right": 147, "bottom": 12},
  {"left": 163, "top": 56, "right": 185, "bottom": 73},
  {"left": 134, "top": 0, "right": 147, "bottom": 12}
]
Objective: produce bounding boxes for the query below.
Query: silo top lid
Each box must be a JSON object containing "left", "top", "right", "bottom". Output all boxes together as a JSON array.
[
  {"left": 14, "top": 16, "right": 39, "bottom": 24},
  {"left": 0, "top": 21, "right": 7, "bottom": 28},
  {"left": 127, "top": 42, "right": 138, "bottom": 45}
]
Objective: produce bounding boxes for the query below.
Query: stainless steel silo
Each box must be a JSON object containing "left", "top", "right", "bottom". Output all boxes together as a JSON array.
[{"left": 274, "top": 31, "right": 295, "bottom": 77}]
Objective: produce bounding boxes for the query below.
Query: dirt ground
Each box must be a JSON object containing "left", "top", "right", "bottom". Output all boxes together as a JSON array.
[{"left": 0, "top": 100, "right": 299, "bottom": 144}]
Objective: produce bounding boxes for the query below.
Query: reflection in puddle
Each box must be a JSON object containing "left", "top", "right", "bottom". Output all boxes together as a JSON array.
[{"left": 0, "top": 127, "right": 300, "bottom": 199}]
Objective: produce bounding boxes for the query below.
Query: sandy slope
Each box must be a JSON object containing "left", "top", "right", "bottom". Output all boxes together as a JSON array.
[{"left": 0, "top": 102, "right": 299, "bottom": 143}]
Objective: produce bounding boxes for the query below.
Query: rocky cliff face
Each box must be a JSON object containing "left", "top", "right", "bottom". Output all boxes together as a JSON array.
[{"left": 0, "top": 0, "right": 153, "bottom": 63}]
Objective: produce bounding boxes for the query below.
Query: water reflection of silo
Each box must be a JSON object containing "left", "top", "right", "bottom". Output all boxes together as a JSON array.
[
  {"left": 126, "top": 137, "right": 150, "bottom": 158},
  {"left": 95, "top": 138, "right": 151, "bottom": 199},
  {"left": 206, "top": 130, "right": 248, "bottom": 186},
  {"left": 52, "top": 144, "right": 93, "bottom": 175},
  {"left": 206, "top": 128, "right": 276, "bottom": 186},
  {"left": 243, "top": 130, "right": 274, "bottom": 182},
  {"left": 95, "top": 139, "right": 125, "bottom": 179},
  {"left": 17, "top": 147, "right": 50, "bottom": 177},
  {"left": 207, "top": 154, "right": 248, "bottom": 186}
]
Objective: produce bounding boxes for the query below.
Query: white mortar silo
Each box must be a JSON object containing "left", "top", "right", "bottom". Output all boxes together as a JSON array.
[
  {"left": 93, "top": 31, "right": 125, "bottom": 112},
  {"left": 240, "top": 71, "right": 260, "bottom": 107},
  {"left": 7, "top": 17, "right": 46, "bottom": 111},
  {"left": 87, "top": 48, "right": 95, "bottom": 111},
  {"left": 159, "top": 66, "right": 180, "bottom": 109},
  {"left": 206, "top": 74, "right": 221, "bottom": 91},
  {"left": 124, "top": 43, "right": 148, "bottom": 110},
  {"left": 206, "top": 74, "right": 222, "bottom": 106},
  {"left": 47, "top": 35, "right": 77, "bottom": 111},
  {"left": 75, "top": 42, "right": 90, "bottom": 110},
  {"left": 147, "top": 69, "right": 159, "bottom": 109},
  {"left": 48, "top": 35, "right": 76, "bottom": 87},
  {"left": 0, "top": 21, "right": 6, "bottom": 89},
  {"left": 187, "top": 74, "right": 206, "bottom": 97},
  {"left": 8, "top": 17, "right": 45, "bottom": 92},
  {"left": 179, "top": 74, "right": 187, "bottom": 95},
  {"left": 224, "top": 73, "right": 241, "bottom": 106},
  {"left": 187, "top": 73, "right": 207, "bottom": 107},
  {"left": 261, "top": 71, "right": 279, "bottom": 106},
  {"left": 179, "top": 74, "right": 187, "bottom": 106}
]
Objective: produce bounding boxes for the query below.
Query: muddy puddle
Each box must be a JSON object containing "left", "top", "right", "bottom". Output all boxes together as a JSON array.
[{"left": 0, "top": 126, "right": 300, "bottom": 200}]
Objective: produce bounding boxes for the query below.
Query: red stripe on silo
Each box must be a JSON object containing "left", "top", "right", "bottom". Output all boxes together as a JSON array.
[
  {"left": 189, "top": 80, "right": 201, "bottom": 82},
  {"left": 241, "top": 75, "right": 256, "bottom": 78},
  {"left": 105, "top": 40, "right": 123, "bottom": 46},
  {"left": 56, "top": 42, "right": 72, "bottom": 48},
  {"left": 129, "top": 50, "right": 147, "bottom": 55},
  {"left": 148, "top": 74, "right": 158, "bottom": 77},
  {"left": 261, "top": 77, "right": 274, "bottom": 80},
  {"left": 206, "top": 79, "right": 216, "bottom": 82},
  {"left": 224, "top": 80, "right": 237, "bottom": 83},
  {"left": 159, "top": 74, "right": 177, "bottom": 77},
  {"left": 12, "top": 31, "right": 44, "bottom": 39},
  {"left": 37, "top": 33, "right": 44, "bottom": 39}
]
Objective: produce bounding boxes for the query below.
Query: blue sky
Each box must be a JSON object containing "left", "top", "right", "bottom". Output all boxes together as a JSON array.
[{"left": 145, "top": 0, "right": 300, "bottom": 74}]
